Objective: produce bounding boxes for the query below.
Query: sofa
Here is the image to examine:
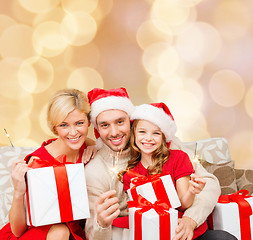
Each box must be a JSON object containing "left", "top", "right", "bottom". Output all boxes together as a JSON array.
[{"left": 1, "top": 137, "right": 253, "bottom": 230}]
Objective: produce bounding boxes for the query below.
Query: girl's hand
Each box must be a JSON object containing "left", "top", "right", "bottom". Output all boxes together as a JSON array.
[
  {"left": 82, "top": 145, "right": 97, "bottom": 164},
  {"left": 189, "top": 174, "right": 206, "bottom": 194},
  {"left": 11, "top": 159, "right": 30, "bottom": 196}
]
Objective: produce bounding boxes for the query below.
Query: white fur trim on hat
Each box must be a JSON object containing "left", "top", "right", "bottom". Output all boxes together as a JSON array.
[
  {"left": 90, "top": 96, "right": 134, "bottom": 128},
  {"left": 130, "top": 104, "right": 177, "bottom": 143}
]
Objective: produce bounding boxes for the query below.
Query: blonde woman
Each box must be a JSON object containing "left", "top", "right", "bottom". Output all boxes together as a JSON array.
[{"left": 0, "top": 89, "right": 96, "bottom": 240}]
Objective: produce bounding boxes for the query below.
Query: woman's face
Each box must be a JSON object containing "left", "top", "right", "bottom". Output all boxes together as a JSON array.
[
  {"left": 55, "top": 109, "right": 89, "bottom": 151},
  {"left": 134, "top": 119, "right": 163, "bottom": 156}
]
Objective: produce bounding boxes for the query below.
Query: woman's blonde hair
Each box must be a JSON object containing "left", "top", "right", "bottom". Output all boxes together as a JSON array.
[
  {"left": 47, "top": 89, "right": 91, "bottom": 135},
  {"left": 118, "top": 119, "right": 170, "bottom": 182}
]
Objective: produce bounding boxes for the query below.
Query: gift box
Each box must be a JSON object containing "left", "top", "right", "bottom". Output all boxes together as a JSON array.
[
  {"left": 210, "top": 190, "right": 253, "bottom": 240},
  {"left": 128, "top": 195, "right": 178, "bottom": 240},
  {"left": 127, "top": 173, "right": 181, "bottom": 209},
  {"left": 26, "top": 162, "right": 90, "bottom": 226}
]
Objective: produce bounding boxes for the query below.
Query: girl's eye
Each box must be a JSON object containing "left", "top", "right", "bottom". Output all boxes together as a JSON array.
[
  {"left": 77, "top": 121, "right": 84, "bottom": 126},
  {"left": 59, "top": 123, "right": 67, "bottom": 127}
]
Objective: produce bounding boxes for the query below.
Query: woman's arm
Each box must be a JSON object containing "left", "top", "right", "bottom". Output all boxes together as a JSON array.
[{"left": 9, "top": 159, "right": 30, "bottom": 237}]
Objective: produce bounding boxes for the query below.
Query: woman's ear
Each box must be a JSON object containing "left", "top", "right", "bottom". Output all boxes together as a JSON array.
[{"left": 88, "top": 121, "right": 91, "bottom": 127}]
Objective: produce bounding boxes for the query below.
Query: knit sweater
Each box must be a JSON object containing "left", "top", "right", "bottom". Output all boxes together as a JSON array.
[{"left": 84, "top": 143, "right": 220, "bottom": 240}]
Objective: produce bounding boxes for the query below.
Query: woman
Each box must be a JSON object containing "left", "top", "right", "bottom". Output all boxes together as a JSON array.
[{"left": 0, "top": 89, "right": 96, "bottom": 240}]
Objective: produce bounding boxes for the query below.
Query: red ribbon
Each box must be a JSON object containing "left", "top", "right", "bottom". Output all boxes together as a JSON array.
[
  {"left": 26, "top": 155, "right": 75, "bottom": 226},
  {"left": 128, "top": 195, "right": 173, "bottom": 240},
  {"left": 128, "top": 170, "right": 172, "bottom": 208},
  {"left": 218, "top": 190, "right": 252, "bottom": 240}
]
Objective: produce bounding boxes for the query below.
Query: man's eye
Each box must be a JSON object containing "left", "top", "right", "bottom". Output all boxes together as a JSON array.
[
  {"left": 118, "top": 120, "right": 124, "bottom": 125},
  {"left": 154, "top": 132, "right": 161, "bottom": 135},
  {"left": 138, "top": 131, "right": 145, "bottom": 134},
  {"left": 101, "top": 124, "right": 108, "bottom": 128}
]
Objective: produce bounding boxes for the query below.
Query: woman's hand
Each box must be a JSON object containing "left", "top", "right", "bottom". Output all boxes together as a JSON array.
[
  {"left": 82, "top": 145, "right": 97, "bottom": 164},
  {"left": 11, "top": 159, "right": 30, "bottom": 197}
]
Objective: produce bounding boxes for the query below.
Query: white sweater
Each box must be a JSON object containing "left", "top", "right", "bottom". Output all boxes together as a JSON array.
[{"left": 84, "top": 143, "right": 220, "bottom": 240}]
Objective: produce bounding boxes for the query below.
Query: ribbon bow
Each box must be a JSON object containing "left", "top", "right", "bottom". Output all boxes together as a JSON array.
[
  {"left": 28, "top": 155, "right": 74, "bottom": 169},
  {"left": 218, "top": 190, "right": 252, "bottom": 240},
  {"left": 128, "top": 194, "right": 173, "bottom": 240}
]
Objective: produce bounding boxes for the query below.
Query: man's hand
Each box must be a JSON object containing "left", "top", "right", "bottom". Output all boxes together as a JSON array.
[
  {"left": 95, "top": 190, "right": 120, "bottom": 228},
  {"left": 173, "top": 216, "right": 197, "bottom": 240},
  {"left": 82, "top": 145, "right": 97, "bottom": 164}
]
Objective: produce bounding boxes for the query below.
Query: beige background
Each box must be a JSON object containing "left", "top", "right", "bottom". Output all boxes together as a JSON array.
[{"left": 0, "top": 0, "right": 253, "bottom": 169}]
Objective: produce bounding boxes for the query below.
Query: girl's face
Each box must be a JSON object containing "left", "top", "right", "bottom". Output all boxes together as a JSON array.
[
  {"left": 134, "top": 120, "right": 163, "bottom": 156},
  {"left": 55, "top": 109, "right": 89, "bottom": 151}
]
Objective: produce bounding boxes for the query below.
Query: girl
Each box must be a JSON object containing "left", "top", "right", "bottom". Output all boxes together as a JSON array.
[
  {"left": 120, "top": 102, "right": 207, "bottom": 239},
  {"left": 0, "top": 89, "right": 96, "bottom": 240}
]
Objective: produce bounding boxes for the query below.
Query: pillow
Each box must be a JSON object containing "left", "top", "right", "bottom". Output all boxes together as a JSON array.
[
  {"left": 201, "top": 160, "right": 238, "bottom": 195},
  {"left": 183, "top": 137, "right": 232, "bottom": 164},
  {"left": 235, "top": 169, "right": 253, "bottom": 196}
]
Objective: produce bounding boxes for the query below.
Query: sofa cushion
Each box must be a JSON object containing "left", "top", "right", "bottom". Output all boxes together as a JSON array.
[
  {"left": 183, "top": 138, "right": 238, "bottom": 195},
  {"left": 183, "top": 137, "right": 232, "bottom": 164},
  {"left": 0, "top": 146, "right": 36, "bottom": 229},
  {"left": 235, "top": 169, "right": 253, "bottom": 195},
  {"left": 201, "top": 160, "right": 237, "bottom": 195}
]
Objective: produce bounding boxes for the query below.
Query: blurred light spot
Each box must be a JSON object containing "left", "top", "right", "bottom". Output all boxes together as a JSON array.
[
  {"left": 151, "top": 0, "right": 190, "bottom": 32},
  {"left": 177, "top": 0, "right": 203, "bottom": 8},
  {"left": 177, "top": 62, "right": 203, "bottom": 80},
  {"left": 230, "top": 131, "right": 253, "bottom": 168},
  {"left": 61, "top": 0, "right": 98, "bottom": 14},
  {"left": 0, "top": 14, "right": 16, "bottom": 35},
  {"left": 18, "top": 57, "right": 54, "bottom": 93},
  {"left": 18, "top": 0, "right": 60, "bottom": 14},
  {"left": 13, "top": 117, "right": 31, "bottom": 142},
  {"left": 64, "top": 43, "right": 100, "bottom": 69},
  {"left": 92, "top": 0, "right": 114, "bottom": 23},
  {"left": 33, "top": 21, "right": 68, "bottom": 57},
  {"left": 147, "top": 76, "right": 165, "bottom": 101},
  {"left": 207, "top": 105, "right": 236, "bottom": 136},
  {"left": 33, "top": 7, "right": 66, "bottom": 26},
  {"left": 0, "top": 24, "right": 38, "bottom": 59},
  {"left": 177, "top": 112, "right": 209, "bottom": 142},
  {"left": 67, "top": 67, "right": 104, "bottom": 93},
  {"left": 176, "top": 22, "right": 222, "bottom": 64},
  {"left": 142, "top": 42, "right": 170, "bottom": 76},
  {"left": 61, "top": 11, "right": 97, "bottom": 46},
  {"left": 15, "top": 138, "right": 40, "bottom": 147},
  {"left": 0, "top": 58, "right": 30, "bottom": 99},
  {"left": 40, "top": 104, "right": 55, "bottom": 137},
  {"left": 184, "top": 78, "right": 204, "bottom": 104},
  {"left": 213, "top": 0, "right": 251, "bottom": 41},
  {"left": 158, "top": 47, "right": 180, "bottom": 78},
  {"left": 244, "top": 86, "right": 253, "bottom": 119},
  {"left": 162, "top": 90, "right": 202, "bottom": 128},
  {"left": 136, "top": 20, "right": 173, "bottom": 50},
  {"left": 157, "top": 75, "right": 184, "bottom": 100},
  {"left": 209, "top": 70, "right": 245, "bottom": 107}
]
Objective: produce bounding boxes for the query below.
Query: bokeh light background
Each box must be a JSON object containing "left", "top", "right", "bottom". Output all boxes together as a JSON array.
[{"left": 0, "top": 0, "right": 253, "bottom": 169}]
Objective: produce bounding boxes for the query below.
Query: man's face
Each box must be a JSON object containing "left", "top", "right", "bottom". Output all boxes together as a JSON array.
[{"left": 96, "top": 109, "right": 131, "bottom": 152}]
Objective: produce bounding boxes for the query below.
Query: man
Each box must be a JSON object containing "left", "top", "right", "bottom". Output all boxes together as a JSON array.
[{"left": 84, "top": 87, "right": 237, "bottom": 240}]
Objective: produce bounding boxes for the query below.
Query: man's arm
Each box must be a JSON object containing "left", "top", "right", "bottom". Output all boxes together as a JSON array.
[
  {"left": 85, "top": 161, "right": 120, "bottom": 240},
  {"left": 173, "top": 162, "right": 220, "bottom": 240}
]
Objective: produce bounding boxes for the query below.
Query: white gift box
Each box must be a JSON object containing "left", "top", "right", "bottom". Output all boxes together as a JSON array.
[
  {"left": 26, "top": 163, "right": 90, "bottom": 226},
  {"left": 212, "top": 196, "right": 253, "bottom": 240},
  {"left": 129, "top": 207, "right": 178, "bottom": 240},
  {"left": 127, "top": 174, "right": 181, "bottom": 209}
]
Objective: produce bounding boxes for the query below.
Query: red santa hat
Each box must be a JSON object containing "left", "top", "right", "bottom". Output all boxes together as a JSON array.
[
  {"left": 87, "top": 87, "right": 134, "bottom": 148},
  {"left": 130, "top": 102, "right": 177, "bottom": 143}
]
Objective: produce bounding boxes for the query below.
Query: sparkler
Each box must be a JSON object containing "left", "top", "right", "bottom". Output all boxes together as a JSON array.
[{"left": 4, "top": 128, "right": 14, "bottom": 147}]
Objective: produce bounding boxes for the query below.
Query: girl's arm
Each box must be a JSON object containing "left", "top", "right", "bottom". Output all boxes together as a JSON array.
[
  {"left": 176, "top": 174, "right": 206, "bottom": 211},
  {"left": 9, "top": 159, "right": 29, "bottom": 237}
]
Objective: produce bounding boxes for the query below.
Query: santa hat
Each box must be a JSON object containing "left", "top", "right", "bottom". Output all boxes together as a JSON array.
[
  {"left": 87, "top": 88, "right": 134, "bottom": 148},
  {"left": 130, "top": 102, "right": 177, "bottom": 143}
]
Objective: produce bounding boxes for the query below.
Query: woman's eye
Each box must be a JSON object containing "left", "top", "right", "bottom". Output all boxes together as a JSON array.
[
  {"left": 59, "top": 123, "right": 67, "bottom": 127},
  {"left": 77, "top": 122, "right": 84, "bottom": 126}
]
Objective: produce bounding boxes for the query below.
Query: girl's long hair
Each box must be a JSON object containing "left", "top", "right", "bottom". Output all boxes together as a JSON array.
[{"left": 118, "top": 120, "right": 170, "bottom": 182}]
